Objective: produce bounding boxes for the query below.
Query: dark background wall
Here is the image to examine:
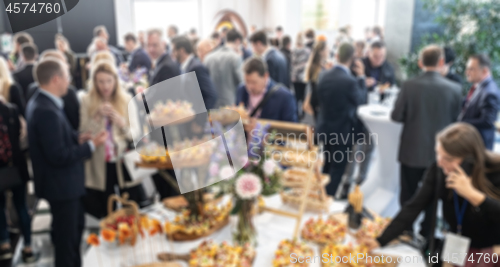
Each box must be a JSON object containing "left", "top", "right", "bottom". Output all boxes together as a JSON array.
[
  {"left": 0, "top": 0, "right": 117, "bottom": 53},
  {"left": 410, "top": 0, "right": 444, "bottom": 52}
]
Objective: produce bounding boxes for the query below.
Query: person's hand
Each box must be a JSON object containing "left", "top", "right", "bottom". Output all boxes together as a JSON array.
[
  {"left": 19, "top": 116, "right": 27, "bottom": 140},
  {"left": 109, "top": 110, "right": 126, "bottom": 129},
  {"left": 0, "top": 95, "right": 6, "bottom": 103},
  {"left": 379, "top": 82, "right": 391, "bottom": 93},
  {"left": 446, "top": 163, "right": 475, "bottom": 197},
  {"left": 78, "top": 132, "right": 92, "bottom": 145},
  {"left": 358, "top": 237, "right": 380, "bottom": 251},
  {"left": 244, "top": 118, "right": 257, "bottom": 132},
  {"left": 325, "top": 60, "right": 334, "bottom": 70},
  {"left": 303, "top": 94, "right": 314, "bottom": 115},
  {"left": 91, "top": 130, "right": 108, "bottom": 147},
  {"left": 366, "top": 77, "right": 376, "bottom": 88},
  {"left": 353, "top": 59, "right": 365, "bottom": 77},
  {"left": 100, "top": 103, "right": 126, "bottom": 128},
  {"left": 447, "top": 163, "right": 487, "bottom": 206}
]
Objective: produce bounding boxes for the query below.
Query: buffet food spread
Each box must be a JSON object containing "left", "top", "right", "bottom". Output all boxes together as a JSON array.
[
  {"left": 164, "top": 202, "right": 232, "bottom": 241},
  {"left": 149, "top": 100, "right": 195, "bottom": 125},
  {"left": 273, "top": 239, "right": 314, "bottom": 267},
  {"left": 188, "top": 240, "right": 255, "bottom": 267},
  {"left": 301, "top": 216, "right": 347, "bottom": 245}
]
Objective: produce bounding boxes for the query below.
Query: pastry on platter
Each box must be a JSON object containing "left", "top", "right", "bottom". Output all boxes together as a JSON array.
[
  {"left": 188, "top": 240, "right": 255, "bottom": 267},
  {"left": 273, "top": 239, "right": 314, "bottom": 267},
  {"left": 301, "top": 216, "right": 347, "bottom": 245}
]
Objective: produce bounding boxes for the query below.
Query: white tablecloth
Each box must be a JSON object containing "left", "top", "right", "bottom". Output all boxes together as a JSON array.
[
  {"left": 83, "top": 195, "right": 425, "bottom": 267},
  {"left": 357, "top": 104, "right": 402, "bottom": 217}
]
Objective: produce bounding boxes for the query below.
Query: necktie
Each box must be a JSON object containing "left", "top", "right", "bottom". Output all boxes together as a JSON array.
[{"left": 466, "top": 85, "right": 476, "bottom": 102}]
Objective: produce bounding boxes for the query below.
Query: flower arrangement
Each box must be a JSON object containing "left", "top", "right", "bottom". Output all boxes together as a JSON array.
[
  {"left": 210, "top": 122, "right": 282, "bottom": 197},
  {"left": 235, "top": 173, "right": 262, "bottom": 199},
  {"left": 232, "top": 172, "right": 262, "bottom": 246}
]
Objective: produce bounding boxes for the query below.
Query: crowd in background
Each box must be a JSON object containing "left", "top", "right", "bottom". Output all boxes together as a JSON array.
[{"left": 0, "top": 21, "right": 499, "bottom": 267}]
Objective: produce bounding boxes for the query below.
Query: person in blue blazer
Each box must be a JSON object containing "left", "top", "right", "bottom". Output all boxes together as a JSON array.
[
  {"left": 26, "top": 59, "right": 107, "bottom": 267},
  {"left": 459, "top": 54, "right": 500, "bottom": 150},
  {"left": 236, "top": 57, "right": 297, "bottom": 123}
]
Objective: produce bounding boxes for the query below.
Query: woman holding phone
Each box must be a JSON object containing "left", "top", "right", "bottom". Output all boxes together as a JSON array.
[
  {"left": 362, "top": 123, "right": 500, "bottom": 266},
  {"left": 79, "top": 60, "right": 140, "bottom": 218}
]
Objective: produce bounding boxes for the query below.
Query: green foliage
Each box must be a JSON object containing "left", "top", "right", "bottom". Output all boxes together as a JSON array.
[{"left": 399, "top": 0, "right": 500, "bottom": 89}]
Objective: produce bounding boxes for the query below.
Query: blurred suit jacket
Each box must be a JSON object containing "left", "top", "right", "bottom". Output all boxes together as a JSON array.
[
  {"left": 185, "top": 56, "right": 218, "bottom": 110},
  {"left": 13, "top": 63, "right": 34, "bottom": 99},
  {"left": 265, "top": 48, "right": 290, "bottom": 87},
  {"left": 26, "top": 83, "right": 80, "bottom": 131},
  {"left": 459, "top": 76, "right": 500, "bottom": 150},
  {"left": 149, "top": 53, "right": 180, "bottom": 87},
  {"left": 204, "top": 46, "right": 242, "bottom": 108},
  {"left": 392, "top": 71, "right": 462, "bottom": 168},
  {"left": 316, "top": 66, "right": 366, "bottom": 144},
  {"left": 26, "top": 91, "right": 91, "bottom": 201}
]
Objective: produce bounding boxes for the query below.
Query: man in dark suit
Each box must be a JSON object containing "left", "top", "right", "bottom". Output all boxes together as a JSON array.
[
  {"left": 316, "top": 43, "right": 366, "bottom": 196},
  {"left": 147, "top": 29, "right": 180, "bottom": 87},
  {"left": 391, "top": 45, "right": 462, "bottom": 239},
  {"left": 280, "top": 35, "right": 292, "bottom": 89},
  {"left": 249, "top": 31, "right": 290, "bottom": 87},
  {"left": 25, "top": 50, "right": 81, "bottom": 131},
  {"left": 144, "top": 29, "right": 183, "bottom": 200},
  {"left": 236, "top": 57, "right": 297, "bottom": 123},
  {"left": 124, "top": 33, "right": 152, "bottom": 73},
  {"left": 362, "top": 41, "right": 395, "bottom": 93},
  {"left": 88, "top": 25, "right": 124, "bottom": 64},
  {"left": 459, "top": 54, "right": 500, "bottom": 150},
  {"left": 171, "top": 36, "right": 218, "bottom": 110},
  {"left": 13, "top": 43, "right": 37, "bottom": 98},
  {"left": 26, "top": 59, "right": 107, "bottom": 267}
]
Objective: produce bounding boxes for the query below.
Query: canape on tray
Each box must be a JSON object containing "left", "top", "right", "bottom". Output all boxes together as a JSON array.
[{"left": 273, "top": 239, "right": 314, "bottom": 267}]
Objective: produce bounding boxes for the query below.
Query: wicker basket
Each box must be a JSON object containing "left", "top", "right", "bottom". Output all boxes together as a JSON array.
[{"left": 99, "top": 193, "right": 140, "bottom": 246}]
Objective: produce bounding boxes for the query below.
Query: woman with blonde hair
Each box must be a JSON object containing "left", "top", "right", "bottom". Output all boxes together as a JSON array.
[
  {"left": 80, "top": 60, "right": 138, "bottom": 218},
  {"left": 0, "top": 57, "right": 25, "bottom": 116},
  {"left": 303, "top": 40, "right": 329, "bottom": 120},
  {"left": 363, "top": 123, "right": 500, "bottom": 265},
  {"left": 86, "top": 51, "right": 116, "bottom": 71}
]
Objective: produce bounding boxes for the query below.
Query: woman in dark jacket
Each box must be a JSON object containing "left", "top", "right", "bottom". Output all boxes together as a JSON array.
[
  {"left": 0, "top": 101, "right": 36, "bottom": 262},
  {"left": 363, "top": 123, "right": 500, "bottom": 265}
]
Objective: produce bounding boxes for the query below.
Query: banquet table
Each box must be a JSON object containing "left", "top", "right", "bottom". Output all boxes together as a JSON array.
[
  {"left": 83, "top": 194, "right": 425, "bottom": 267},
  {"left": 357, "top": 104, "right": 402, "bottom": 218}
]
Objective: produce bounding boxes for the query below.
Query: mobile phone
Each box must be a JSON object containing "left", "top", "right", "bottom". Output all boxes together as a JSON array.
[{"left": 460, "top": 157, "right": 474, "bottom": 177}]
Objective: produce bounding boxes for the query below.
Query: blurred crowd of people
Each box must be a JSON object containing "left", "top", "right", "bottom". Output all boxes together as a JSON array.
[{"left": 0, "top": 21, "right": 499, "bottom": 267}]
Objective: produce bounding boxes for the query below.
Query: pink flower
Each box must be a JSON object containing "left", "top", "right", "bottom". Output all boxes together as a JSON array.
[
  {"left": 219, "top": 165, "right": 235, "bottom": 179},
  {"left": 263, "top": 160, "right": 278, "bottom": 176},
  {"left": 209, "top": 163, "right": 219, "bottom": 177},
  {"left": 235, "top": 173, "right": 262, "bottom": 199}
]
